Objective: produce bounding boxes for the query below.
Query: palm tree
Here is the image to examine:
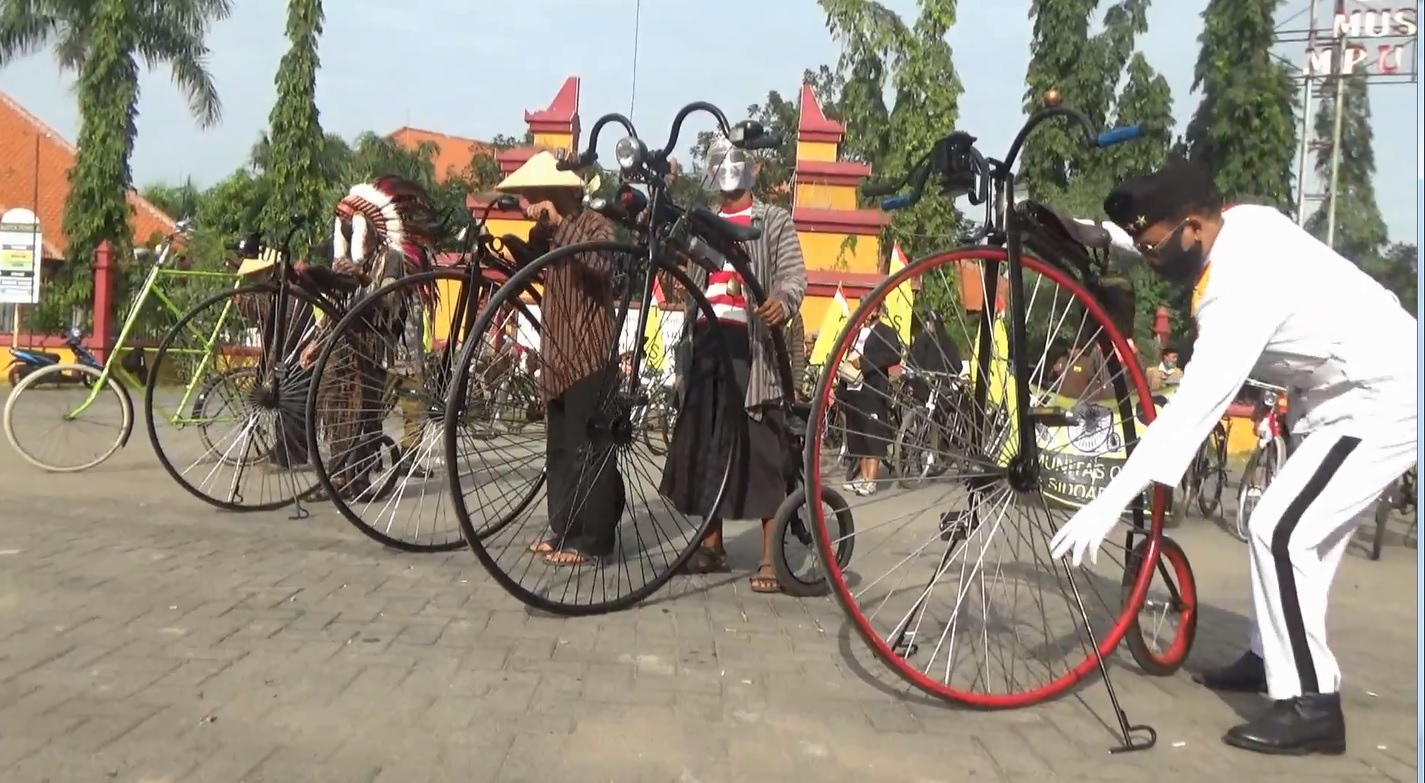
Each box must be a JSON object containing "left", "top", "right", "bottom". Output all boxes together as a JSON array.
[{"left": 0, "top": 0, "right": 230, "bottom": 330}]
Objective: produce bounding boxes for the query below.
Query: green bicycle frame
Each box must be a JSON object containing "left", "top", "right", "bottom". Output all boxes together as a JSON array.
[{"left": 67, "top": 245, "right": 241, "bottom": 423}]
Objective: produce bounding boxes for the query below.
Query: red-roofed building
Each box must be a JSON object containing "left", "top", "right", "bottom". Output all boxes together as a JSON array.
[
  {"left": 0, "top": 89, "right": 177, "bottom": 258},
  {"left": 385, "top": 127, "right": 494, "bottom": 183}
]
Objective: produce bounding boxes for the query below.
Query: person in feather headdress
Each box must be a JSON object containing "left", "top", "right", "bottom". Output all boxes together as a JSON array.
[{"left": 312, "top": 175, "right": 444, "bottom": 495}]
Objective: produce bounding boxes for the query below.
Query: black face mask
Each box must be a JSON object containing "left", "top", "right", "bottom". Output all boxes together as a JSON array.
[{"left": 1149, "top": 224, "right": 1207, "bottom": 287}]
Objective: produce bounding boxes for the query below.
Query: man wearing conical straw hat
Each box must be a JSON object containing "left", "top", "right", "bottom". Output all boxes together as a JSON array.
[{"left": 496, "top": 151, "right": 625, "bottom": 567}]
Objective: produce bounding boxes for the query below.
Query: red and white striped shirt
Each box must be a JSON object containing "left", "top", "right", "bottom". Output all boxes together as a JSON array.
[{"left": 698, "top": 205, "right": 751, "bottom": 326}]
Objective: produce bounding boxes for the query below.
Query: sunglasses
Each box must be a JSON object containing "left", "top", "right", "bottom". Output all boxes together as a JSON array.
[{"left": 1134, "top": 218, "right": 1191, "bottom": 257}]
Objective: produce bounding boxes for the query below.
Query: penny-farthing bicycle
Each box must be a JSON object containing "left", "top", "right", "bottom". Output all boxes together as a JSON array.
[
  {"left": 442, "top": 103, "right": 851, "bottom": 615},
  {"left": 144, "top": 215, "right": 357, "bottom": 512},
  {"left": 802, "top": 101, "right": 1196, "bottom": 751},
  {"left": 303, "top": 195, "right": 545, "bottom": 552}
]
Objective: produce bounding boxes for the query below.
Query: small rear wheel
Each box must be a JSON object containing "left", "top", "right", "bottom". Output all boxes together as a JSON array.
[
  {"left": 1121, "top": 536, "right": 1197, "bottom": 676},
  {"left": 770, "top": 485, "right": 855, "bottom": 597}
]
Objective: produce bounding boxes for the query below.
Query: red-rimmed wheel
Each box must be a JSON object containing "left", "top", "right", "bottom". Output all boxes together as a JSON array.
[
  {"left": 804, "top": 246, "right": 1170, "bottom": 709},
  {"left": 1122, "top": 536, "right": 1197, "bottom": 675}
]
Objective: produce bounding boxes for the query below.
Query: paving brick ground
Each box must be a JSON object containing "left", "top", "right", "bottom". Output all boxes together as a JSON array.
[{"left": 0, "top": 431, "right": 1417, "bottom": 782}]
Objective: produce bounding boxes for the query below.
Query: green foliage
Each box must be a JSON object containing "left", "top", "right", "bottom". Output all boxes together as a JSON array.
[
  {"left": 1304, "top": 75, "right": 1387, "bottom": 263},
  {"left": 1184, "top": 0, "right": 1298, "bottom": 210},
  {"left": 259, "top": 0, "right": 327, "bottom": 259},
  {"left": 1360, "top": 243, "right": 1417, "bottom": 316},
  {"left": 819, "top": 0, "right": 965, "bottom": 261},
  {"left": 0, "top": 0, "right": 230, "bottom": 333}
]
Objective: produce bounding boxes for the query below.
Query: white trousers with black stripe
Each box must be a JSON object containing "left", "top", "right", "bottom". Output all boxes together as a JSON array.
[{"left": 1245, "top": 417, "right": 1417, "bottom": 700}]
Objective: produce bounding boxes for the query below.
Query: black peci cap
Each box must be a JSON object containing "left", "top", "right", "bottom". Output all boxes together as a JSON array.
[{"left": 1103, "top": 156, "right": 1217, "bottom": 240}]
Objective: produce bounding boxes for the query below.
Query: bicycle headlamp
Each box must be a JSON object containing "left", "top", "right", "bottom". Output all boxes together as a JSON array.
[
  {"left": 614, "top": 137, "right": 645, "bottom": 171},
  {"left": 1262, "top": 390, "right": 1278, "bottom": 407}
]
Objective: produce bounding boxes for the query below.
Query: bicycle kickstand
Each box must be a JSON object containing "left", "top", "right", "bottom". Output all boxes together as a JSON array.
[{"left": 1057, "top": 557, "right": 1156, "bottom": 754}]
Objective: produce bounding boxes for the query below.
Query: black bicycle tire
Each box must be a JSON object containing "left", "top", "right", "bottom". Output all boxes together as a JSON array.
[
  {"left": 440, "top": 243, "right": 740, "bottom": 616},
  {"left": 1371, "top": 477, "right": 1395, "bottom": 561},
  {"left": 770, "top": 485, "right": 855, "bottom": 597},
  {"left": 891, "top": 409, "right": 929, "bottom": 490},
  {"left": 145, "top": 283, "right": 334, "bottom": 512},
  {"left": 1196, "top": 423, "right": 1228, "bottom": 518}
]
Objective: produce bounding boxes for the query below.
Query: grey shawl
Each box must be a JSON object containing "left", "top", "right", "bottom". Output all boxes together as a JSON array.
[{"left": 684, "top": 201, "right": 808, "bottom": 415}]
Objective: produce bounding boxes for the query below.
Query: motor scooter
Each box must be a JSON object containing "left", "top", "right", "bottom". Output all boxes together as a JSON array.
[{"left": 5, "top": 327, "right": 101, "bottom": 386}]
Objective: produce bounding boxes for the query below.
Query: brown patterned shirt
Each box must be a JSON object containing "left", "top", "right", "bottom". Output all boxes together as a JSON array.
[{"left": 527, "top": 209, "right": 618, "bottom": 401}]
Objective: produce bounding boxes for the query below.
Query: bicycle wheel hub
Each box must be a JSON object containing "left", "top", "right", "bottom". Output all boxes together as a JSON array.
[{"left": 1005, "top": 455, "right": 1039, "bottom": 492}]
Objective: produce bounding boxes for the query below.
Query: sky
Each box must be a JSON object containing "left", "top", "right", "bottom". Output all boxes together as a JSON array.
[{"left": 0, "top": 0, "right": 1417, "bottom": 241}]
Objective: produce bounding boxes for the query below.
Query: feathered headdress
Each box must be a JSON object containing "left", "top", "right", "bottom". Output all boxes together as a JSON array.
[{"left": 332, "top": 175, "right": 444, "bottom": 306}]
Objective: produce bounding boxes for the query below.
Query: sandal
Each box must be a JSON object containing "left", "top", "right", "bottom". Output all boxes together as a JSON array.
[
  {"left": 543, "top": 548, "right": 597, "bottom": 567},
  {"left": 527, "top": 538, "right": 559, "bottom": 554},
  {"left": 677, "top": 546, "right": 730, "bottom": 575},
  {"left": 749, "top": 562, "right": 781, "bottom": 594}
]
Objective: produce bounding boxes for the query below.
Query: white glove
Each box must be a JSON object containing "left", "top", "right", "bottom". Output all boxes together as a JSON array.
[{"left": 1048, "top": 492, "right": 1130, "bottom": 567}]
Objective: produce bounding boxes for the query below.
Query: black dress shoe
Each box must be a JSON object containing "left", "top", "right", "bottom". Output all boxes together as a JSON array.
[
  {"left": 1222, "top": 693, "right": 1347, "bottom": 755},
  {"left": 1192, "top": 651, "right": 1268, "bottom": 693}
]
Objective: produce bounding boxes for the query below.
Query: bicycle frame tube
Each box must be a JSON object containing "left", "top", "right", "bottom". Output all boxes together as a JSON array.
[
  {"left": 66, "top": 259, "right": 166, "bottom": 417},
  {"left": 1002, "top": 174, "right": 1038, "bottom": 466},
  {"left": 168, "top": 291, "right": 241, "bottom": 424}
]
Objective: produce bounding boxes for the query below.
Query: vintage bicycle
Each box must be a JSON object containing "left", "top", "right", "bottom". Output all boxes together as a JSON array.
[
  {"left": 4, "top": 220, "right": 246, "bottom": 472},
  {"left": 141, "top": 214, "right": 362, "bottom": 512},
  {"left": 1233, "top": 379, "right": 1289, "bottom": 542},
  {"left": 798, "top": 100, "right": 1196, "bottom": 750},
  {"left": 1371, "top": 465, "right": 1417, "bottom": 561},
  {"left": 440, "top": 102, "right": 853, "bottom": 615},
  {"left": 301, "top": 195, "right": 546, "bottom": 552}
]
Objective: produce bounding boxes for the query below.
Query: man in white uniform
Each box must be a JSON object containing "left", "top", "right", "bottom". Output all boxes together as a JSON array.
[{"left": 1049, "top": 157, "right": 1417, "bottom": 756}]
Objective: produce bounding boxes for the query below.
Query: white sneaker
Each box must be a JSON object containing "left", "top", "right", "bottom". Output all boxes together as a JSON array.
[{"left": 854, "top": 479, "right": 878, "bottom": 497}]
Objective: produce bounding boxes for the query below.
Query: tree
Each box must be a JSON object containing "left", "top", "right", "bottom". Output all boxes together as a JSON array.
[
  {"left": 1304, "top": 75, "right": 1387, "bottom": 263},
  {"left": 260, "top": 0, "right": 326, "bottom": 259},
  {"left": 1184, "top": 0, "right": 1298, "bottom": 210},
  {"left": 1361, "top": 242, "right": 1417, "bottom": 316},
  {"left": 1020, "top": 0, "right": 1156, "bottom": 216},
  {"left": 820, "top": 0, "right": 965, "bottom": 267},
  {"left": 0, "top": 0, "right": 230, "bottom": 330}
]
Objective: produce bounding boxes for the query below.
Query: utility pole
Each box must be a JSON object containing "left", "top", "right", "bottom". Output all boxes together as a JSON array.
[
  {"left": 1323, "top": 0, "right": 1348, "bottom": 246},
  {"left": 1293, "top": 0, "right": 1318, "bottom": 225}
]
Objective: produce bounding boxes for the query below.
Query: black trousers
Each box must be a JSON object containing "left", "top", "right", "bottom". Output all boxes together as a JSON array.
[{"left": 545, "top": 368, "right": 625, "bottom": 556}]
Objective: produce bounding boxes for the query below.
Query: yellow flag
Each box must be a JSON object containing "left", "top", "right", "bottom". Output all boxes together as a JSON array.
[
  {"left": 885, "top": 243, "right": 915, "bottom": 347},
  {"left": 810, "top": 284, "right": 850, "bottom": 366},
  {"left": 643, "top": 278, "right": 666, "bottom": 371}
]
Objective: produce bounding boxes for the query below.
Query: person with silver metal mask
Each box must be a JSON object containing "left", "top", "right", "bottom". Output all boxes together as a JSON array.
[{"left": 659, "top": 137, "right": 807, "bottom": 593}]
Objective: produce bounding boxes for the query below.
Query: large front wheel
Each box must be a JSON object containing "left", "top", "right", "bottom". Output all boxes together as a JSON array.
[
  {"left": 803, "top": 246, "right": 1168, "bottom": 709},
  {"left": 443, "top": 243, "right": 741, "bottom": 616}
]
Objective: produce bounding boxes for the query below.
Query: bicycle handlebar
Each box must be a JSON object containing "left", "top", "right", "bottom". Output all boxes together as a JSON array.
[
  {"left": 866, "top": 103, "right": 1143, "bottom": 213},
  {"left": 560, "top": 102, "right": 782, "bottom": 179}
]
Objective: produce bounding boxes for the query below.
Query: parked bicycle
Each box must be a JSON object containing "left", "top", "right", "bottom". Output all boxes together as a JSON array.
[
  {"left": 1234, "top": 379, "right": 1288, "bottom": 542},
  {"left": 440, "top": 103, "right": 851, "bottom": 615},
  {"left": 142, "top": 214, "right": 355, "bottom": 511},
  {"left": 302, "top": 194, "right": 545, "bottom": 552},
  {"left": 1370, "top": 465, "right": 1417, "bottom": 561},
  {"left": 4, "top": 221, "right": 243, "bottom": 472},
  {"left": 799, "top": 101, "right": 1194, "bottom": 729}
]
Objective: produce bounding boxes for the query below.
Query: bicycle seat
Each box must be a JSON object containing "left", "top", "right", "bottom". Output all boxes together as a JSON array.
[
  {"left": 1019, "top": 201, "right": 1112, "bottom": 251},
  {"left": 689, "top": 205, "right": 761, "bottom": 243}
]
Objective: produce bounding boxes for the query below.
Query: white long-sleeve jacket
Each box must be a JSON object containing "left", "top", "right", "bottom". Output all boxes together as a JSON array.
[{"left": 1087, "top": 205, "right": 1417, "bottom": 496}]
